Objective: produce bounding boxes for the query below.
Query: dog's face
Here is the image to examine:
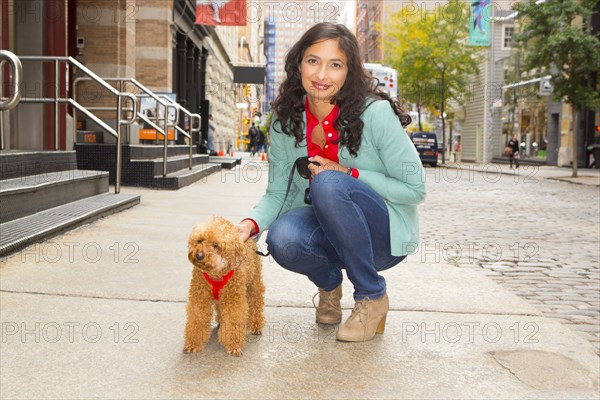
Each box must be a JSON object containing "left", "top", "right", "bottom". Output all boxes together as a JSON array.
[{"left": 188, "top": 216, "right": 245, "bottom": 277}]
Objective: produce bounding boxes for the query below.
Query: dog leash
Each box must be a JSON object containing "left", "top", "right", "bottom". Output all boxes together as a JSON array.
[{"left": 255, "top": 249, "right": 270, "bottom": 257}]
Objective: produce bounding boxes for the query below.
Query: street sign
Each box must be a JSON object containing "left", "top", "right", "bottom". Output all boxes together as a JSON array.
[{"left": 540, "top": 78, "right": 553, "bottom": 96}]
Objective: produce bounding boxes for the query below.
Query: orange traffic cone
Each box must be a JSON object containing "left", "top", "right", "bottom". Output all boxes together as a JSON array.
[
  {"left": 218, "top": 150, "right": 224, "bottom": 156},
  {"left": 230, "top": 149, "right": 234, "bottom": 157},
  {"left": 261, "top": 152, "right": 266, "bottom": 161}
]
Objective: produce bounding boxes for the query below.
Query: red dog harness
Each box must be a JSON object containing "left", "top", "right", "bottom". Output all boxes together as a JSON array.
[{"left": 202, "top": 270, "right": 235, "bottom": 300}]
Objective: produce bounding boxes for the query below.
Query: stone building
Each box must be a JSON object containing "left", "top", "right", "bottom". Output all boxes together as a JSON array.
[{"left": 1, "top": 0, "right": 264, "bottom": 154}]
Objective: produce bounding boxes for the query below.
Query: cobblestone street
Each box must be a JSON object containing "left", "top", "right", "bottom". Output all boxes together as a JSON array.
[{"left": 420, "top": 165, "right": 600, "bottom": 355}]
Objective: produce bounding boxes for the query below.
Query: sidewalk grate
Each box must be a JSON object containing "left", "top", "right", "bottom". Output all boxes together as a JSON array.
[
  {"left": 0, "top": 170, "right": 106, "bottom": 193},
  {"left": 0, "top": 192, "right": 140, "bottom": 257}
]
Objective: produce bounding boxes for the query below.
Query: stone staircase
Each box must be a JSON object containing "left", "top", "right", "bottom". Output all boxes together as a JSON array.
[
  {"left": 0, "top": 151, "right": 140, "bottom": 257},
  {"left": 75, "top": 144, "right": 240, "bottom": 190}
]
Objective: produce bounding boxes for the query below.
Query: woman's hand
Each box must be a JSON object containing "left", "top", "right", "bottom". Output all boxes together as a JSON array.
[
  {"left": 307, "top": 155, "right": 348, "bottom": 177},
  {"left": 236, "top": 220, "right": 255, "bottom": 242}
]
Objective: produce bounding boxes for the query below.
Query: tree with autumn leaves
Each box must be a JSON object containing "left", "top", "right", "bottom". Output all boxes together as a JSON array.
[
  {"left": 384, "top": 0, "right": 599, "bottom": 171},
  {"left": 383, "top": 0, "right": 479, "bottom": 163},
  {"left": 513, "top": 0, "right": 600, "bottom": 177}
]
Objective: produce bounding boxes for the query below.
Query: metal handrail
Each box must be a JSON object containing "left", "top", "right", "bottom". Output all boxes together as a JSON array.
[
  {"left": 17, "top": 56, "right": 137, "bottom": 193},
  {"left": 66, "top": 98, "right": 118, "bottom": 138},
  {"left": 0, "top": 50, "right": 24, "bottom": 150},
  {"left": 122, "top": 79, "right": 179, "bottom": 176},
  {"left": 77, "top": 77, "right": 187, "bottom": 177},
  {"left": 159, "top": 94, "right": 201, "bottom": 170},
  {"left": 0, "top": 51, "right": 22, "bottom": 110}
]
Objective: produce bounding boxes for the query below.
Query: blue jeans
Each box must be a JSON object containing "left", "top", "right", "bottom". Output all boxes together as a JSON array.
[{"left": 266, "top": 170, "right": 406, "bottom": 300}]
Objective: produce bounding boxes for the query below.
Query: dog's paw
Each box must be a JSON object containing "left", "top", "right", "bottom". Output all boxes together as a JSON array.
[
  {"left": 183, "top": 344, "right": 203, "bottom": 353},
  {"left": 227, "top": 348, "right": 243, "bottom": 357}
]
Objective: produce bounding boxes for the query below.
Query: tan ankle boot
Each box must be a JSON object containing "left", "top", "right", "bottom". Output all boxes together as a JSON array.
[
  {"left": 313, "top": 285, "right": 342, "bottom": 324},
  {"left": 336, "top": 293, "right": 388, "bottom": 342}
]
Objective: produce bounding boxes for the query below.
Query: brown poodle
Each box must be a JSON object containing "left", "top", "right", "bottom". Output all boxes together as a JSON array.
[{"left": 184, "top": 216, "right": 265, "bottom": 356}]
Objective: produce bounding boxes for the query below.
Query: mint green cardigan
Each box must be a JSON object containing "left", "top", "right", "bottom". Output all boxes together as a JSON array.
[{"left": 247, "top": 99, "right": 426, "bottom": 256}]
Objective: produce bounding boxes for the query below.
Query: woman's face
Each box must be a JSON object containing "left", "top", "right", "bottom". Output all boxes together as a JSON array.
[{"left": 300, "top": 38, "right": 348, "bottom": 105}]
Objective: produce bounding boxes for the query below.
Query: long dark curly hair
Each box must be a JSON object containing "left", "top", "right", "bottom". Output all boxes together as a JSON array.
[{"left": 271, "top": 22, "right": 411, "bottom": 157}]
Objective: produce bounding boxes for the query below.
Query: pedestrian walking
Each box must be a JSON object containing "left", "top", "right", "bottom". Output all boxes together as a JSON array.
[
  {"left": 208, "top": 114, "right": 217, "bottom": 156},
  {"left": 248, "top": 122, "right": 260, "bottom": 156},
  {"left": 452, "top": 136, "right": 461, "bottom": 162},
  {"left": 257, "top": 127, "right": 266, "bottom": 154},
  {"left": 236, "top": 22, "right": 425, "bottom": 342},
  {"left": 507, "top": 134, "right": 520, "bottom": 168}
]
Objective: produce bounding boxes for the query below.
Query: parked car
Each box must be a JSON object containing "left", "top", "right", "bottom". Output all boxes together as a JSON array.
[{"left": 411, "top": 131, "right": 439, "bottom": 167}]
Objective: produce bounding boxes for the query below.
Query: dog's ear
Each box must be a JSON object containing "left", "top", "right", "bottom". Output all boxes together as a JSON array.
[
  {"left": 211, "top": 216, "right": 239, "bottom": 243},
  {"left": 223, "top": 224, "right": 241, "bottom": 247},
  {"left": 189, "top": 223, "right": 205, "bottom": 242}
]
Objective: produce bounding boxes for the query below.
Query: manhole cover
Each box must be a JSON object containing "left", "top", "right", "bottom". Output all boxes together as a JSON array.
[{"left": 491, "top": 350, "right": 599, "bottom": 391}]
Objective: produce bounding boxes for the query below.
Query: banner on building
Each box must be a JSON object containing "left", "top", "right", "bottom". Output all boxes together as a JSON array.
[
  {"left": 468, "top": 0, "right": 490, "bottom": 46},
  {"left": 196, "top": 0, "right": 247, "bottom": 26}
]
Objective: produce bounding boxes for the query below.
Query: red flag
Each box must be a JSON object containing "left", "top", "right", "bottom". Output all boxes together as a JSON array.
[{"left": 196, "top": 0, "right": 247, "bottom": 26}]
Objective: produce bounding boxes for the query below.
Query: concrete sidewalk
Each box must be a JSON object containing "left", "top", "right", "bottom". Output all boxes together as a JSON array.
[
  {"left": 444, "top": 162, "right": 600, "bottom": 187},
  {"left": 1, "top": 154, "right": 599, "bottom": 399}
]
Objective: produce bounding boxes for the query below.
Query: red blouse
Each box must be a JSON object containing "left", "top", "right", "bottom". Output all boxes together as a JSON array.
[
  {"left": 305, "top": 98, "right": 359, "bottom": 178},
  {"left": 305, "top": 98, "right": 340, "bottom": 161}
]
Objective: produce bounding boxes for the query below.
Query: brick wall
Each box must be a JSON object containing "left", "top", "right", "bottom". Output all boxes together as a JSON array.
[
  {"left": 76, "top": 0, "right": 136, "bottom": 118},
  {"left": 135, "top": 0, "right": 173, "bottom": 92},
  {"left": 77, "top": 0, "right": 136, "bottom": 77}
]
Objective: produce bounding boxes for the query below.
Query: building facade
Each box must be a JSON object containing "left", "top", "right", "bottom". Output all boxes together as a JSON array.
[
  {"left": 458, "top": 12, "right": 514, "bottom": 163},
  {"left": 458, "top": 1, "right": 600, "bottom": 166},
  {"left": 355, "top": 0, "right": 382, "bottom": 62},
  {"left": 1, "top": 0, "right": 265, "bottom": 155}
]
